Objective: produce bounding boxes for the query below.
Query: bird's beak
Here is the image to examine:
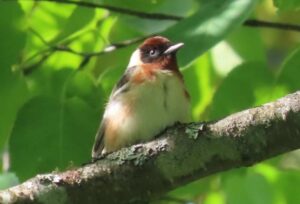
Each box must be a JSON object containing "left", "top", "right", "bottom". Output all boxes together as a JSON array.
[{"left": 163, "top": 42, "right": 184, "bottom": 55}]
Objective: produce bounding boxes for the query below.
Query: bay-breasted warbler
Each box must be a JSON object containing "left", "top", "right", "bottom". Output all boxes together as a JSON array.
[{"left": 92, "top": 36, "right": 191, "bottom": 159}]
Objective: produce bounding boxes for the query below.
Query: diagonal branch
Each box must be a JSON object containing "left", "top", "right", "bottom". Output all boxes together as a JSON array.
[
  {"left": 22, "top": 34, "right": 147, "bottom": 74},
  {"left": 1, "top": 91, "right": 300, "bottom": 204}
]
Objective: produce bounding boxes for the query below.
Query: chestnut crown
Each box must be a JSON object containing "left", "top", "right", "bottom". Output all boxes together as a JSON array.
[{"left": 138, "top": 36, "right": 184, "bottom": 64}]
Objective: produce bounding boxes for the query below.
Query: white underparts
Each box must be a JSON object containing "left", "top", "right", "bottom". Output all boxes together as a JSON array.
[{"left": 103, "top": 69, "right": 190, "bottom": 152}]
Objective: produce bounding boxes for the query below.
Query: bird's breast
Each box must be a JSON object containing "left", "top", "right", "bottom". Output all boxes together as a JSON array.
[{"left": 103, "top": 69, "right": 190, "bottom": 151}]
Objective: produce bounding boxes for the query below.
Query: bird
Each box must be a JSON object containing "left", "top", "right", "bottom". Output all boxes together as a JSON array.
[{"left": 92, "top": 36, "right": 191, "bottom": 159}]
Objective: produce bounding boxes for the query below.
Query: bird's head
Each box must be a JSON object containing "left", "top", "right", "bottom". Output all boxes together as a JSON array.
[{"left": 128, "top": 36, "right": 184, "bottom": 71}]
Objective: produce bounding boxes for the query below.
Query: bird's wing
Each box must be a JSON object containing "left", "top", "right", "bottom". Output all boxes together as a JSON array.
[
  {"left": 110, "top": 66, "right": 136, "bottom": 98},
  {"left": 91, "top": 119, "right": 106, "bottom": 159},
  {"left": 91, "top": 66, "right": 137, "bottom": 159}
]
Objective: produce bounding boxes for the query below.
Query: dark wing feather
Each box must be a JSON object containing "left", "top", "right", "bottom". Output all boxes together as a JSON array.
[
  {"left": 91, "top": 66, "right": 136, "bottom": 158},
  {"left": 110, "top": 66, "right": 136, "bottom": 98},
  {"left": 91, "top": 120, "right": 106, "bottom": 159}
]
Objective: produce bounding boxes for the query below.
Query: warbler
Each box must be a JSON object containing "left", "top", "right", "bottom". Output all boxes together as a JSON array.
[{"left": 92, "top": 36, "right": 190, "bottom": 159}]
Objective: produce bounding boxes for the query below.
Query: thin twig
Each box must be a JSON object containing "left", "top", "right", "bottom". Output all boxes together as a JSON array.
[
  {"left": 23, "top": 51, "right": 54, "bottom": 75},
  {"left": 22, "top": 35, "right": 148, "bottom": 74},
  {"left": 11, "top": 0, "right": 300, "bottom": 32},
  {"left": 244, "top": 19, "right": 300, "bottom": 32},
  {"left": 52, "top": 36, "right": 147, "bottom": 57},
  {"left": 76, "top": 36, "right": 148, "bottom": 69},
  {"left": 23, "top": 17, "right": 300, "bottom": 73},
  {"left": 16, "top": 0, "right": 182, "bottom": 20},
  {"left": 22, "top": 28, "right": 53, "bottom": 64},
  {"left": 12, "top": 0, "right": 300, "bottom": 74},
  {"left": 29, "top": 28, "right": 49, "bottom": 45}
]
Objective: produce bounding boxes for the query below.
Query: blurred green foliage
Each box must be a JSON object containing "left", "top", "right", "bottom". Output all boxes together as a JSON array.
[
  {"left": 274, "top": 0, "right": 300, "bottom": 11},
  {"left": 0, "top": 0, "right": 300, "bottom": 203}
]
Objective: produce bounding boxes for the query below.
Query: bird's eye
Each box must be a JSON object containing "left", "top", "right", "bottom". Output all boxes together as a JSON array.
[{"left": 149, "top": 49, "right": 159, "bottom": 57}]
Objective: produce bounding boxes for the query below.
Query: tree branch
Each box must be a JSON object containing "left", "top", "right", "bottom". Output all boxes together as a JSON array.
[
  {"left": 244, "top": 19, "right": 300, "bottom": 32},
  {"left": 1, "top": 91, "right": 300, "bottom": 204},
  {"left": 22, "top": 34, "right": 147, "bottom": 74}
]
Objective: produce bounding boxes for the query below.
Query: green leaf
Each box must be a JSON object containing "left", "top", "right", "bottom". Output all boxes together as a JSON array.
[
  {"left": 66, "top": 71, "right": 104, "bottom": 109},
  {"left": 10, "top": 70, "right": 103, "bottom": 180},
  {"left": 108, "top": 18, "right": 143, "bottom": 42},
  {"left": 0, "top": 172, "right": 19, "bottom": 190},
  {"left": 204, "top": 191, "right": 225, "bottom": 204},
  {"left": 162, "top": 0, "right": 257, "bottom": 67},
  {"left": 10, "top": 96, "right": 99, "bottom": 180},
  {"left": 210, "top": 26, "right": 266, "bottom": 77},
  {"left": 23, "top": 2, "right": 76, "bottom": 48},
  {"left": 0, "top": 2, "right": 28, "bottom": 151},
  {"left": 226, "top": 26, "right": 266, "bottom": 63},
  {"left": 93, "top": 44, "right": 137, "bottom": 96},
  {"left": 108, "top": 0, "right": 194, "bottom": 41},
  {"left": 276, "top": 47, "right": 300, "bottom": 95},
  {"left": 51, "top": 6, "right": 96, "bottom": 44},
  {"left": 223, "top": 171, "right": 273, "bottom": 204},
  {"left": 277, "top": 170, "right": 300, "bottom": 204},
  {"left": 209, "top": 62, "right": 273, "bottom": 119},
  {"left": 101, "top": 0, "right": 165, "bottom": 11},
  {"left": 273, "top": 0, "right": 300, "bottom": 11},
  {"left": 182, "top": 53, "right": 216, "bottom": 120},
  {"left": 167, "top": 177, "right": 212, "bottom": 200}
]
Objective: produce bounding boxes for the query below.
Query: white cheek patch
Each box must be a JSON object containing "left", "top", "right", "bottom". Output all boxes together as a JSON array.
[{"left": 127, "top": 49, "right": 141, "bottom": 68}]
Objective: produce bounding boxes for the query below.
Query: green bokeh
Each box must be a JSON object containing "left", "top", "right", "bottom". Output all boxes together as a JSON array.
[
  {"left": 0, "top": 2, "right": 28, "bottom": 153},
  {"left": 1, "top": 0, "right": 300, "bottom": 203}
]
